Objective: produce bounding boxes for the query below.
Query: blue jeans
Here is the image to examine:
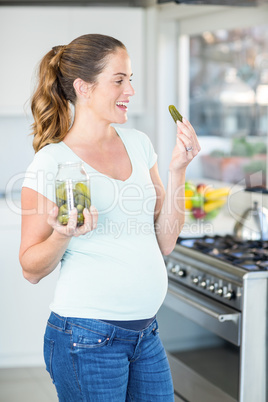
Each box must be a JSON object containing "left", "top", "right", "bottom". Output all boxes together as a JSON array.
[{"left": 44, "top": 312, "right": 174, "bottom": 402}]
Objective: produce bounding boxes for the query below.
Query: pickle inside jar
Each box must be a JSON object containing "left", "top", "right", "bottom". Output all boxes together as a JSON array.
[{"left": 55, "top": 180, "right": 91, "bottom": 226}]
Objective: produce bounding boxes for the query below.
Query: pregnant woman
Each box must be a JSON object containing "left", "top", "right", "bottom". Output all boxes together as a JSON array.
[{"left": 19, "top": 33, "right": 200, "bottom": 401}]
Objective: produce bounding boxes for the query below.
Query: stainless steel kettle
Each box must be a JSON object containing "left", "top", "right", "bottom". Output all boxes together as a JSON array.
[{"left": 233, "top": 201, "right": 268, "bottom": 241}]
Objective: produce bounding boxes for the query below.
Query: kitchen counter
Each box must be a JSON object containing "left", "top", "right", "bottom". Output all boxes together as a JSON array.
[
  {"left": 181, "top": 207, "right": 236, "bottom": 238},
  {"left": 181, "top": 178, "right": 268, "bottom": 239}
]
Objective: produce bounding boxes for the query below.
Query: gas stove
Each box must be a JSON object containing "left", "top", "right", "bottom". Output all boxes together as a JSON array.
[
  {"left": 164, "top": 235, "right": 268, "bottom": 311},
  {"left": 163, "top": 234, "right": 268, "bottom": 402},
  {"left": 178, "top": 235, "right": 268, "bottom": 271}
]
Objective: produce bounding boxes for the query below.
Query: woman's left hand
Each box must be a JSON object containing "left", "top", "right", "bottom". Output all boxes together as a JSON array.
[{"left": 169, "top": 117, "right": 201, "bottom": 171}]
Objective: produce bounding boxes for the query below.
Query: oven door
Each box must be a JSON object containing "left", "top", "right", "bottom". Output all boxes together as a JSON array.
[{"left": 157, "top": 281, "right": 241, "bottom": 402}]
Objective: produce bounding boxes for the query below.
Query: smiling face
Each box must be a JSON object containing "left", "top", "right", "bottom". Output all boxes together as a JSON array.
[{"left": 87, "top": 48, "right": 135, "bottom": 125}]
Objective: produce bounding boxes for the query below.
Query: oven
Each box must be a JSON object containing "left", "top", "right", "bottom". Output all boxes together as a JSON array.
[{"left": 157, "top": 236, "right": 268, "bottom": 402}]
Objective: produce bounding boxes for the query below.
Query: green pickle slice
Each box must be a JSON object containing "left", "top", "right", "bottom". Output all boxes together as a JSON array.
[
  {"left": 56, "top": 183, "right": 67, "bottom": 206},
  {"left": 168, "top": 105, "right": 183, "bottom": 124},
  {"left": 58, "top": 214, "right": 69, "bottom": 225},
  {"left": 56, "top": 181, "right": 91, "bottom": 226},
  {"left": 75, "top": 182, "right": 91, "bottom": 200},
  {"left": 77, "top": 213, "right": 84, "bottom": 225},
  {"left": 76, "top": 204, "right": 84, "bottom": 213}
]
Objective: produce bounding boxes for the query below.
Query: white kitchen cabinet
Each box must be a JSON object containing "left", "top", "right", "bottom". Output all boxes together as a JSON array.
[
  {"left": 0, "top": 6, "right": 145, "bottom": 116},
  {"left": 0, "top": 199, "right": 59, "bottom": 367}
]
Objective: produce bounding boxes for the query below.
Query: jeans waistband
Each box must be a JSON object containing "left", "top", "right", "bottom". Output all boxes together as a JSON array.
[{"left": 48, "top": 312, "right": 158, "bottom": 340}]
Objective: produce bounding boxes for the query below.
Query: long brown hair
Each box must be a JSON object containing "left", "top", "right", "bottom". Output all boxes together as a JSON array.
[{"left": 31, "top": 34, "right": 126, "bottom": 153}]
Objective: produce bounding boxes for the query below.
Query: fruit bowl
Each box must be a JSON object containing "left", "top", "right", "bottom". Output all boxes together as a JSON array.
[{"left": 185, "top": 182, "right": 230, "bottom": 220}]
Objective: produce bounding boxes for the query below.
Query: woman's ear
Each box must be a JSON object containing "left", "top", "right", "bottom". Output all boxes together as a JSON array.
[{"left": 73, "top": 78, "right": 90, "bottom": 98}]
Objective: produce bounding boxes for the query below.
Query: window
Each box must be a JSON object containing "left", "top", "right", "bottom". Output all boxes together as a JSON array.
[{"left": 189, "top": 25, "right": 268, "bottom": 187}]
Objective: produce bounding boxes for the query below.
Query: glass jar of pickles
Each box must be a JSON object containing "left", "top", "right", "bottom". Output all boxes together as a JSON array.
[{"left": 55, "top": 162, "right": 91, "bottom": 226}]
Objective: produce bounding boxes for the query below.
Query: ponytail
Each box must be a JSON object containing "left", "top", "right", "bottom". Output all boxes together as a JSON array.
[
  {"left": 31, "top": 47, "right": 71, "bottom": 153},
  {"left": 30, "top": 34, "right": 126, "bottom": 153}
]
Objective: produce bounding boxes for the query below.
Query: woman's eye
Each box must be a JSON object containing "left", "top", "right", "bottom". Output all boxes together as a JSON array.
[{"left": 115, "top": 78, "right": 132, "bottom": 84}]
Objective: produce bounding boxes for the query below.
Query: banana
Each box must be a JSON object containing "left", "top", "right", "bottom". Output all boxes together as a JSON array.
[
  {"left": 203, "top": 199, "right": 226, "bottom": 213},
  {"left": 204, "top": 187, "right": 230, "bottom": 201}
]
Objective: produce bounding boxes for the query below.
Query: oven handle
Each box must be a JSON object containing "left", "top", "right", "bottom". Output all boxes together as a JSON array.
[{"left": 168, "top": 288, "right": 240, "bottom": 323}]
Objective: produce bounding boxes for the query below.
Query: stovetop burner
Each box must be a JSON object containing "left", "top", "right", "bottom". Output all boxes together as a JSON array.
[{"left": 177, "top": 235, "right": 268, "bottom": 271}]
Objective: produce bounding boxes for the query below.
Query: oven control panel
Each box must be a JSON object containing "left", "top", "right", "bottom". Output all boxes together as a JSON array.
[{"left": 165, "top": 258, "right": 242, "bottom": 310}]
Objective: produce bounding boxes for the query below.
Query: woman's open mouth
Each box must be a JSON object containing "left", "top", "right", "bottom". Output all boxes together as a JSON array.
[{"left": 116, "top": 101, "right": 128, "bottom": 111}]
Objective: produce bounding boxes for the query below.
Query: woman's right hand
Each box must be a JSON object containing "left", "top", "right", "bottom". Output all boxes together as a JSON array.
[
  {"left": 20, "top": 188, "right": 99, "bottom": 284},
  {"left": 47, "top": 205, "right": 98, "bottom": 237}
]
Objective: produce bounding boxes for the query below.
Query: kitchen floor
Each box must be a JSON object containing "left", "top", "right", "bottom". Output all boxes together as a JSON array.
[{"left": 0, "top": 366, "right": 58, "bottom": 402}]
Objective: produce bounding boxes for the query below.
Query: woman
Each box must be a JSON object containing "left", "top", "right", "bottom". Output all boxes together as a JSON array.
[{"left": 20, "top": 34, "right": 200, "bottom": 401}]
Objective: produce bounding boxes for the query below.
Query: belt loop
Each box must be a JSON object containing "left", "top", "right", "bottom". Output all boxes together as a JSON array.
[
  {"left": 63, "top": 317, "right": 68, "bottom": 331},
  {"left": 152, "top": 320, "right": 158, "bottom": 336},
  {"left": 107, "top": 327, "right": 116, "bottom": 346}
]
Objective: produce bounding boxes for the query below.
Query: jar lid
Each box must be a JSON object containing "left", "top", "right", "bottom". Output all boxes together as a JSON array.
[{"left": 58, "top": 161, "right": 83, "bottom": 168}]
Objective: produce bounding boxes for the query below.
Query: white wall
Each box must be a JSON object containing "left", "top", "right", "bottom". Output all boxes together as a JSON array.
[
  {"left": 0, "top": 116, "right": 34, "bottom": 194},
  {"left": 0, "top": 6, "right": 145, "bottom": 115}
]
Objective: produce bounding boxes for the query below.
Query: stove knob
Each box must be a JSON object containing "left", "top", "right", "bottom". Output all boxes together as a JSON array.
[
  {"left": 192, "top": 276, "right": 199, "bottom": 285},
  {"left": 209, "top": 283, "right": 215, "bottom": 292},
  {"left": 171, "top": 265, "right": 186, "bottom": 277},
  {"left": 223, "top": 290, "right": 235, "bottom": 300},
  {"left": 200, "top": 280, "right": 207, "bottom": 289},
  {"left": 170, "top": 264, "right": 179, "bottom": 274},
  {"left": 216, "top": 288, "right": 223, "bottom": 296},
  {"left": 178, "top": 269, "right": 186, "bottom": 277}
]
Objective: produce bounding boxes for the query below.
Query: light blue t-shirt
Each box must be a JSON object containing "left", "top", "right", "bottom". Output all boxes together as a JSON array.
[{"left": 23, "top": 127, "right": 168, "bottom": 320}]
